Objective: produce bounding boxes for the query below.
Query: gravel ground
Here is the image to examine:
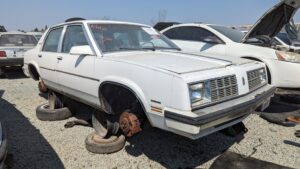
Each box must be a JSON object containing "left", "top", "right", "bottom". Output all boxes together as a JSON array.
[{"left": 0, "top": 69, "right": 300, "bottom": 169}]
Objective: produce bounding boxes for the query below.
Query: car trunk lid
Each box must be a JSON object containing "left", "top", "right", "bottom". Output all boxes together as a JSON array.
[{"left": 0, "top": 47, "right": 33, "bottom": 58}]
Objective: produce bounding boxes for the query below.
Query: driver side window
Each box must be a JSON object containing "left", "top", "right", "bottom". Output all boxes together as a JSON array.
[{"left": 62, "top": 25, "right": 88, "bottom": 53}]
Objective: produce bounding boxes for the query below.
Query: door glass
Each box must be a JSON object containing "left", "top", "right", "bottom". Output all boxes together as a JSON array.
[
  {"left": 62, "top": 25, "right": 88, "bottom": 53},
  {"left": 42, "top": 28, "right": 63, "bottom": 52}
]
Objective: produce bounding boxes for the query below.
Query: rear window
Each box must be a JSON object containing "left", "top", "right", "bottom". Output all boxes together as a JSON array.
[{"left": 0, "top": 34, "right": 37, "bottom": 46}]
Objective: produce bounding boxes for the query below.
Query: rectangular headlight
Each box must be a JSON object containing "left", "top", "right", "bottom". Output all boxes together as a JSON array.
[{"left": 189, "top": 82, "right": 212, "bottom": 108}]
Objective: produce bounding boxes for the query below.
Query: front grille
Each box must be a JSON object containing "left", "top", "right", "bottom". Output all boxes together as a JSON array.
[
  {"left": 247, "top": 68, "right": 266, "bottom": 91},
  {"left": 210, "top": 75, "right": 238, "bottom": 102}
]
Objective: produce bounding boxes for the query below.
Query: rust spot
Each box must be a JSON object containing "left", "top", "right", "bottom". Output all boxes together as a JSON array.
[{"left": 119, "top": 111, "right": 142, "bottom": 137}]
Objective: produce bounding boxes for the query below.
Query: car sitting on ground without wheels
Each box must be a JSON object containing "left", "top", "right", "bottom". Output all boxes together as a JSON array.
[
  {"left": 0, "top": 31, "right": 37, "bottom": 76},
  {"left": 23, "top": 19, "right": 275, "bottom": 154},
  {"left": 160, "top": 0, "right": 300, "bottom": 91}
]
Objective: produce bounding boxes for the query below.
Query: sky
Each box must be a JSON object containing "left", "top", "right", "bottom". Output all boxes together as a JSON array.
[{"left": 1, "top": 0, "right": 300, "bottom": 31}]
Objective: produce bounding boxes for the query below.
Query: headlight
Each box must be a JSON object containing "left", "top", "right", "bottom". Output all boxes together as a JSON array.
[
  {"left": 276, "top": 51, "right": 300, "bottom": 63},
  {"left": 259, "top": 68, "right": 267, "bottom": 84},
  {"left": 189, "top": 83, "right": 203, "bottom": 103},
  {"left": 189, "top": 82, "right": 211, "bottom": 108}
]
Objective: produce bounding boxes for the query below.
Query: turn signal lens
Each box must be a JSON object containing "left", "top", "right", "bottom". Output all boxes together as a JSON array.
[{"left": 275, "top": 51, "right": 285, "bottom": 61}]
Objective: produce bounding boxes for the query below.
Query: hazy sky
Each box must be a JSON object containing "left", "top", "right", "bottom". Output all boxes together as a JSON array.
[{"left": 1, "top": 0, "right": 300, "bottom": 31}]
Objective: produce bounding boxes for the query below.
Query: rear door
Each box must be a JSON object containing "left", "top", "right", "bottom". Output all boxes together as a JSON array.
[
  {"left": 163, "top": 26, "right": 226, "bottom": 55},
  {"left": 56, "top": 24, "right": 98, "bottom": 105},
  {"left": 38, "top": 27, "right": 64, "bottom": 89}
]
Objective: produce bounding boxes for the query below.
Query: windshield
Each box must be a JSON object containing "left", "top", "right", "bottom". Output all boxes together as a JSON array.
[
  {"left": 89, "top": 24, "right": 180, "bottom": 53},
  {"left": 0, "top": 34, "right": 37, "bottom": 46},
  {"left": 209, "top": 25, "right": 245, "bottom": 42}
]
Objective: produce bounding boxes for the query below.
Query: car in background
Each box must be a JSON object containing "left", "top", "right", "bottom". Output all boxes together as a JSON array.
[
  {"left": 160, "top": 0, "right": 300, "bottom": 89},
  {"left": 0, "top": 31, "right": 37, "bottom": 75},
  {"left": 0, "top": 26, "right": 6, "bottom": 33},
  {"left": 0, "top": 121, "right": 7, "bottom": 169},
  {"left": 27, "top": 32, "right": 44, "bottom": 41}
]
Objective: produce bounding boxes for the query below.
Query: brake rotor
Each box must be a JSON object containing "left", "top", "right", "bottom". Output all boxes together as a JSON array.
[{"left": 119, "top": 111, "right": 142, "bottom": 137}]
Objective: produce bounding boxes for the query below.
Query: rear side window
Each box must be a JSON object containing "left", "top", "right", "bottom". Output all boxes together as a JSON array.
[
  {"left": 62, "top": 25, "right": 88, "bottom": 53},
  {"left": 164, "top": 26, "right": 220, "bottom": 42},
  {"left": 42, "top": 28, "right": 63, "bottom": 52}
]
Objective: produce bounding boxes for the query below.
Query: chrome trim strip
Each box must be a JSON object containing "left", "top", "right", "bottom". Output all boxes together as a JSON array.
[{"left": 39, "top": 66, "right": 99, "bottom": 82}]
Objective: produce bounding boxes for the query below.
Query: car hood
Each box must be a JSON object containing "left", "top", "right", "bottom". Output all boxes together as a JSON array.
[
  {"left": 174, "top": 51, "right": 254, "bottom": 65},
  {"left": 242, "top": 0, "right": 300, "bottom": 42},
  {"left": 107, "top": 51, "right": 233, "bottom": 74}
]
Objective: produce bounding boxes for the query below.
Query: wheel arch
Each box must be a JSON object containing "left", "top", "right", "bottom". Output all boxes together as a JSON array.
[
  {"left": 98, "top": 78, "right": 150, "bottom": 117},
  {"left": 27, "top": 62, "right": 41, "bottom": 81}
]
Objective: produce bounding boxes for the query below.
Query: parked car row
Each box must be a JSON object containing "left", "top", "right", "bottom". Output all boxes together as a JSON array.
[{"left": 1, "top": 0, "right": 299, "bottom": 156}]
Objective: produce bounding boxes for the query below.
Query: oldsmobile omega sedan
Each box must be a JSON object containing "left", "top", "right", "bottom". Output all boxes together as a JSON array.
[{"left": 23, "top": 19, "right": 274, "bottom": 153}]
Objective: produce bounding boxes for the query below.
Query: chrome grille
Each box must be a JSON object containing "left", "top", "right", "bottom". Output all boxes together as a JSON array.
[
  {"left": 210, "top": 75, "right": 238, "bottom": 102},
  {"left": 247, "top": 68, "right": 266, "bottom": 91}
]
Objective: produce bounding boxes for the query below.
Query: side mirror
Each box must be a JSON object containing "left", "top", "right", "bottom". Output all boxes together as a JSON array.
[
  {"left": 70, "top": 45, "right": 94, "bottom": 56},
  {"left": 201, "top": 37, "right": 222, "bottom": 44}
]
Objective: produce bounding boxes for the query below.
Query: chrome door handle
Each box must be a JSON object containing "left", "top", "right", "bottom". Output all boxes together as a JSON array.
[{"left": 57, "top": 56, "right": 63, "bottom": 60}]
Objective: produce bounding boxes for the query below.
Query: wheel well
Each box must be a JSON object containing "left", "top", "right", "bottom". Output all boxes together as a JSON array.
[
  {"left": 99, "top": 82, "right": 146, "bottom": 120},
  {"left": 28, "top": 64, "right": 40, "bottom": 81},
  {"left": 241, "top": 57, "right": 272, "bottom": 84}
]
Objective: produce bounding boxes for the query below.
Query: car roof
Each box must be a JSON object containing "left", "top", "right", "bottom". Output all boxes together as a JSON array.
[{"left": 50, "top": 20, "right": 151, "bottom": 28}]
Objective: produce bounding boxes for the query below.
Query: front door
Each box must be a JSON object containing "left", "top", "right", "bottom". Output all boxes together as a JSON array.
[{"left": 56, "top": 25, "right": 99, "bottom": 106}]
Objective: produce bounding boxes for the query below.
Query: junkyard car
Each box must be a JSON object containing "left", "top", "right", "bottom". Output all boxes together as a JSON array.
[
  {"left": 23, "top": 20, "right": 274, "bottom": 140},
  {"left": 0, "top": 122, "right": 7, "bottom": 169},
  {"left": 0, "top": 31, "right": 37, "bottom": 74},
  {"left": 161, "top": 0, "right": 300, "bottom": 89}
]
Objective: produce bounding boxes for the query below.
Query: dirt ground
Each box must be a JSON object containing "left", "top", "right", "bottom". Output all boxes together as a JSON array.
[{"left": 0, "top": 69, "right": 299, "bottom": 169}]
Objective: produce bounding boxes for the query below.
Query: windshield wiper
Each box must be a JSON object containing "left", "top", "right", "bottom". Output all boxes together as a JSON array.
[
  {"left": 158, "top": 47, "right": 181, "bottom": 51},
  {"left": 119, "top": 47, "right": 155, "bottom": 51}
]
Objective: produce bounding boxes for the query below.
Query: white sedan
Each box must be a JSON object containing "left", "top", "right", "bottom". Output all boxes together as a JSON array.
[
  {"left": 23, "top": 19, "right": 274, "bottom": 141},
  {"left": 161, "top": 0, "right": 300, "bottom": 89}
]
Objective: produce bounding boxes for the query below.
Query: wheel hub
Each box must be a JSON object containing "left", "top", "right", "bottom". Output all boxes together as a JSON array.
[{"left": 119, "top": 111, "right": 142, "bottom": 137}]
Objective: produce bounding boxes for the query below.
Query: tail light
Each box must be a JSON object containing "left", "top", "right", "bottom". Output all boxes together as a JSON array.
[{"left": 0, "top": 51, "right": 6, "bottom": 57}]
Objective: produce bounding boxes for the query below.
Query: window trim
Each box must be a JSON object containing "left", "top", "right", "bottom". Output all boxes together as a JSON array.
[
  {"left": 61, "top": 24, "right": 90, "bottom": 54},
  {"left": 164, "top": 26, "right": 225, "bottom": 44},
  {"left": 41, "top": 26, "right": 65, "bottom": 53}
]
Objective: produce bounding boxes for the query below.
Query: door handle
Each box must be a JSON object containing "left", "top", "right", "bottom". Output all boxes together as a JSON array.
[
  {"left": 57, "top": 56, "right": 63, "bottom": 60},
  {"left": 38, "top": 54, "right": 42, "bottom": 58}
]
